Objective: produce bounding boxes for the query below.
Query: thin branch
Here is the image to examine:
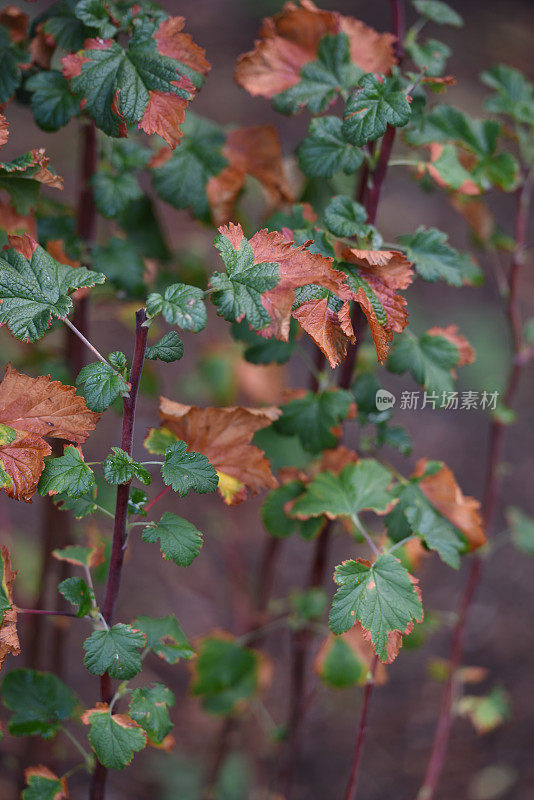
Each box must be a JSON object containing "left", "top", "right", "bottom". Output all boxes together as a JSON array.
[
  {"left": 343, "top": 656, "right": 379, "bottom": 800},
  {"left": 17, "top": 607, "right": 80, "bottom": 618},
  {"left": 89, "top": 308, "right": 148, "bottom": 800},
  {"left": 63, "top": 318, "right": 111, "bottom": 368},
  {"left": 417, "top": 172, "right": 534, "bottom": 800},
  {"left": 352, "top": 514, "right": 379, "bottom": 556}
]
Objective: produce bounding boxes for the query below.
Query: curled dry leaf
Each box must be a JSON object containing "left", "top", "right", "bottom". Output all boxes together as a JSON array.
[
  {"left": 0, "top": 545, "right": 20, "bottom": 672},
  {"left": 342, "top": 247, "right": 414, "bottom": 363},
  {"left": 426, "top": 325, "right": 475, "bottom": 368},
  {"left": 218, "top": 222, "right": 354, "bottom": 367},
  {"left": 207, "top": 125, "right": 294, "bottom": 225},
  {"left": 235, "top": 0, "right": 395, "bottom": 100},
  {"left": 24, "top": 766, "right": 68, "bottom": 800},
  {"left": 413, "top": 458, "right": 486, "bottom": 550},
  {"left": 0, "top": 365, "right": 99, "bottom": 501},
  {"left": 153, "top": 398, "right": 280, "bottom": 504},
  {"left": 30, "top": 22, "right": 56, "bottom": 69}
]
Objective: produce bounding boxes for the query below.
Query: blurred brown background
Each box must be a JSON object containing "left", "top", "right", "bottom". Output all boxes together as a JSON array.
[{"left": 0, "top": 1, "right": 533, "bottom": 799}]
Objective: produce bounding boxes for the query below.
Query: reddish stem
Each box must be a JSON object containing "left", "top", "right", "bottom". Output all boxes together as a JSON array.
[
  {"left": 143, "top": 485, "right": 171, "bottom": 515},
  {"left": 89, "top": 309, "right": 148, "bottom": 800},
  {"left": 343, "top": 656, "right": 379, "bottom": 800},
  {"left": 417, "top": 176, "right": 533, "bottom": 800},
  {"left": 17, "top": 608, "right": 79, "bottom": 618}
]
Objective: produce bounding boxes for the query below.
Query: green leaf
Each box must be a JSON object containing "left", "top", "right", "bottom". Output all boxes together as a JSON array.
[
  {"left": 0, "top": 153, "right": 56, "bottom": 215},
  {"left": 151, "top": 113, "right": 227, "bottom": 221},
  {"left": 22, "top": 769, "right": 66, "bottom": 800},
  {"left": 37, "top": 446, "right": 95, "bottom": 499},
  {"left": 117, "top": 195, "right": 170, "bottom": 261},
  {"left": 144, "top": 426, "right": 178, "bottom": 455},
  {"left": 127, "top": 487, "right": 148, "bottom": 516},
  {"left": 343, "top": 74, "right": 411, "bottom": 147},
  {"left": 145, "top": 331, "right": 184, "bottom": 362},
  {"left": 398, "top": 226, "right": 465, "bottom": 286},
  {"left": 291, "top": 460, "right": 393, "bottom": 520},
  {"left": 92, "top": 237, "right": 146, "bottom": 296},
  {"left": 161, "top": 441, "right": 218, "bottom": 496},
  {"left": 329, "top": 555, "right": 423, "bottom": 660},
  {"left": 52, "top": 544, "right": 97, "bottom": 566},
  {"left": 84, "top": 705, "right": 146, "bottom": 769},
  {"left": 387, "top": 331, "right": 459, "bottom": 393},
  {"left": 412, "top": 0, "right": 463, "bottom": 26},
  {"left": 298, "top": 116, "right": 364, "bottom": 178},
  {"left": 142, "top": 512, "right": 203, "bottom": 567},
  {"left": 42, "top": 0, "right": 98, "bottom": 51},
  {"left": 58, "top": 576, "right": 94, "bottom": 617},
  {"left": 318, "top": 637, "right": 368, "bottom": 688},
  {"left": 53, "top": 490, "right": 98, "bottom": 519},
  {"left": 103, "top": 447, "right": 151, "bottom": 486},
  {"left": 290, "top": 587, "right": 328, "bottom": 623},
  {"left": 405, "top": 501, "right": 463, "bottom": 568},
  {"left": 231, "top": 319, "right": 297, "bottom": 365},
  {"left": 145, "top": 283, "right": 207, "bottom": 332},
  {"left": 75, "top": 0, "right": 117, "bottom": 38},
  {"left": 129, "top": 683, "right": 174, "bottom": 744},
  {"left": 93, "top": 170, "right": 143, "bottom": 218},
  {"left": 274, "top": 390, "right": 353, "bottom": 454},
  {"left": 0, "top": 546, "right": 13, "bottom": 624},
  {"left": 324, "top": 195, "right": 369, "bottom": 238},
  {"left": 26, "top": 71, "right": 80, "bottom": 132},
  {"left": 133, "top": 614, "right": 195, "bottom": 663},
  {"left": 83, "top": 623, "right": 146, "bottom": 679},
  {"left": 0, "top": 242, "right": 105, "bottom": 342},
  {"left": 406, "top": 38, "right": 450, "bottom": 77},
  {"left": 191, "top": 636, "right": 260, "bottom": 715},
  {"left": 0, "top": 27, "right": 27, "bottom": 104},
  {"left": 76, "top": 361, "right": 130, "bottom": 412},
  {"left": 273, "top": 33, "right": 361, "bottom": 115},
  {"left": 261, "top": 481, "right": 306, "bottom": 539},
  {"left": 507, "top": 507, "right": 534, "bottom": 555},
  {"left": 68, "top": 33, "right": 197, "bottom": 138},
  {"left": 211, "top": 233, "right": 279, "bottom": 330},
  {"left": 481, "top": 64, "right": 534, "bottom": 125},
  {"left": 1, "top": 669, "right": 77, "bottom": 738}
]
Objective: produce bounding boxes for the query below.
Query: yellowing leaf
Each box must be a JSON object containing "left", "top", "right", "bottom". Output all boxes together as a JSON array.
[{"left": 152, "top": 399, "right": 280, "bottom": 504}]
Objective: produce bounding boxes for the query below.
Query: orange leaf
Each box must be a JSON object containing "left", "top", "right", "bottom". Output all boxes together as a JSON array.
[
  {"left": 0, "top": 545, "right": 20, "bottom": 672},
  {"left": 0, "top": 5, "right": 29, "bottom": 43},
  {"left": 413, "top": 458, "right": 486, "bottom": 550},
  {"left": 155, "top": 399, "right": 280, "bottom": 504},
  {"left": 293, "top": 296, "right": 354, "bottom": 368},
  {"left": 235, "top": 0, "right": 395, "bottom": 99},
  {"left": 154, "top": 16, "right": 211, "bottom": 77},
  {"left": 342, "top": 247, "right": 414, "bottom": 363},
  {"left": 0, "top": 114, "right": 9, "bottom": 149},
  {"left": 0, "top": 201, "right": 36, "bottom": 237},
  {"left": 139, "top": 82, "right": 191, "bottom": 150},
  {"left": 0, "top": 365, "right": 99, "bottom": 501}
]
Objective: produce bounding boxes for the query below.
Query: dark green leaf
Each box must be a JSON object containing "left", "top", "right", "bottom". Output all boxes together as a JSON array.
[
  {"left": 318, "top": 637, "right": 367, "bottom": 688},
  {"left": 133, "top": 614, "right": 194, "bottom": 663},
  {"left": 273, "top": 33, "right": 361, "bottom": 115},
  {"left": 37, "top": 445, "right": 95, "bottom": 498},
  {"left": 161, "top": 441, "right": 218, "bottom": 496},
  {"left": 26, "top": 71, "right": 80, "bottom": 132},
  {"left": 329, "top": 555, "right": 423, "bottom": 660},
  {"left": 92, "top": 237, "right": 146, "bottom": 296},
  {"left": 142, "top": 512, "right": 203, "bottom": 566},
  {"left": 343, "top": 74, "right": 411, "bottom": 147},
  {"left": 274, "top": 390, "right": 353, "bottom": 454},
  {"left": 398, "top": 226, "right": 465, "bottom": 286},
  {"left": 406, "top": 37, "right": 450, "bottom": 77},
  {"left": 58, "top": 576, "right": 94, "bottom": 617},
  {"left": 145, "top": 331, "right": 184, "bottom": 362},
  {"left": 231, "top": 319, "right": 297, "bottom": 365},
  {"left": 75, "top": 0, "right": 117, "bottom": 38},
  {"left": 298, "top": 115, "right": 364, "bottom": 178},
  {"left": 387, "top": 331, "right": 459, "bottom": 393},
  {"left": 129, "top": 683, "right": 174, "bottom": 744},
  {"left": 507, "top": 507, "right": 534, "bottom": 555},
  {"left": 481, "top": 64, "right": 534, "bottom": 125},
  {"left": 1, "top": 669, "right": 77, "bottom": 738},
  {"left": 53, "top": 490, "right": 97, "bottom": 519},
  {"left": 191, "top": 636, "right": 259, "bottom": 715},
  {"left": 103, "top": 447, "right": 150, "bottom": 486},
  {"left": 0, "top": 27, "right": 27, "bottom": 104},
  {"left": 0, "top": 241, "right": 105, "bottom": 342},
  {"left": 93, "top": 170, "right": 142, "bottom": 218},
  {"left": 146, "top": 282, "right": 207, "bottom": 332},
  {"left": 412, "top": 0, "right": 463, "bottom": 26},
  {"left": 211, "top": 233, "right": 279, "bottom": 330},
  {"left": 83, "top": 623, "right": 146, "bottom": 679},
  {"left": 76, "top": 361, "right": 130, "bottom": 412},
  {"left": 261, "top": 481, "right": 306, "bottom": 538},
  {"left": 324, "top": 195, "right": 369, "bottom": 238},
  {"left": 22, "top": 769, "right": 66, "bottom": 800},
  {"left": 83, "top": 705, "right": 146, "bottom": 769}
]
